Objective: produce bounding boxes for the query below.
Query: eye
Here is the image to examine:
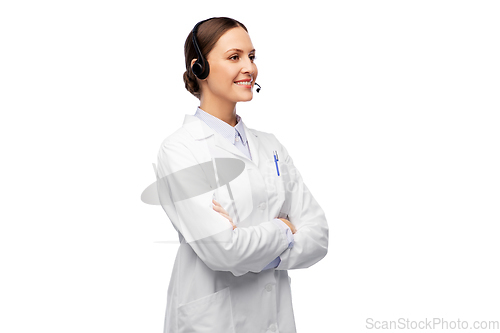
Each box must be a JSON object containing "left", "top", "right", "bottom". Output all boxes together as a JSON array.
[
  {"left": 249, "top": 54, "right": 256, "bottom": 61},
  {"left": 229, "top": 54, "right": 239, "bottom": 60}
]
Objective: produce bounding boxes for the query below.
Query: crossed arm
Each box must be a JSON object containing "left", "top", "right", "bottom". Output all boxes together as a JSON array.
[
  {"left": 212, "top": 198, "right": 296, "bottom": 233},
  {"left": 212, "top": 198, "right": 296, "bottom": 270}
]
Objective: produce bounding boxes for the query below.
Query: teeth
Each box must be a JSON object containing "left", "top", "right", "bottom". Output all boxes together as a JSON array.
[{"left": 235, "top": 81, "right": 251, "bottom": 85}]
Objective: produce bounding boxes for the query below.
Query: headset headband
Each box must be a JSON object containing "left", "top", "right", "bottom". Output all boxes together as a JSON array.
[{"left": 191, "top": 18, "right": 212, "bottom": 80}]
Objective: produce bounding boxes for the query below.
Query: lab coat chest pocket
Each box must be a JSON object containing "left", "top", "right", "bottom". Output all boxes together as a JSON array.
[
  {"left": 177, "top": 287, "right": 235, "bottom": 333},
  {"left": 278, "top": 160, "right": 293, "bottom": 218},
  {"left": 265, "top": 159, "right": 286, "bottom": 217}
]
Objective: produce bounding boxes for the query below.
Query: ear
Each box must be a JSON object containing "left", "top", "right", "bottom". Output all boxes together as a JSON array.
[{"left": 190, "top": 59, "right": 197, "bottom": 68}]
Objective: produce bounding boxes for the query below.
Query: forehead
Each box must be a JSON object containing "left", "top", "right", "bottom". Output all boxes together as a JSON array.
[{"left": 212, "top": 27, "right": 254, "bottom": 53}]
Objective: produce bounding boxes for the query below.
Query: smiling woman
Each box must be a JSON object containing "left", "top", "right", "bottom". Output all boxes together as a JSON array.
[
  {"left": 183, "top": 18, "right": 258, "bottom": 125},
  {"left": 157, "top": 16, "right": 329, "bottom": 333}
]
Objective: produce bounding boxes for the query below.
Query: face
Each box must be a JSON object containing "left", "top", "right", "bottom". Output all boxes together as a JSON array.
[{"left": 195, "top": 27, "right": 258, "bottom": 104}]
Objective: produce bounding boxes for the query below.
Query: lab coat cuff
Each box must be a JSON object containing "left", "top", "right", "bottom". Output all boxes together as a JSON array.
[
  {"left": 262, "top": 256, "right": 281, "bottom": 270},
  {"left": 272, "top": 219, "right": 295, "bottom": 249}
]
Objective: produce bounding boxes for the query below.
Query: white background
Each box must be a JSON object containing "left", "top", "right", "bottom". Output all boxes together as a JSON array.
[{"left": 1, "top": 0, "right": 499, "bottom": 332}]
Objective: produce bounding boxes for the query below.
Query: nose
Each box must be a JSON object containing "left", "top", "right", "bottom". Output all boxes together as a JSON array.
[{"left": 241, "top": 56, "right": 256, "bottom": 76}]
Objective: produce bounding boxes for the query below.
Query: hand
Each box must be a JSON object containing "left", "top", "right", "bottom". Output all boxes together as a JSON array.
[
  {"left": 277, "top": 217, "right": 296, "bottom": 234},
  {"left": 212, "top": 199, "right": 236, "bottom": 230}
]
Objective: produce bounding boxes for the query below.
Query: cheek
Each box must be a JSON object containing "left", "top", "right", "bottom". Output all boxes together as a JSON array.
[
  {"left": 208, "top": 71, "right": 231, "bottom": 91},
  {"left": 218, "top": 67, "right": 239, "bottom": 85},
  {"left": 208, "top": 63, "right": 228, "bottom": 79}
]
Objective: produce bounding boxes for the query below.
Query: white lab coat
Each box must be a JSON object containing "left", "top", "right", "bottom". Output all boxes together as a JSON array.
[{"left": 156, "top": 113, "right": 329, "bottom": 333}]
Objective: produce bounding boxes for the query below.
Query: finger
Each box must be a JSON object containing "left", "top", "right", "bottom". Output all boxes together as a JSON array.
[
  {"left": 212, "top": 205, "right": 229, "bottom": 216},
  {"left": 212, "top": 199, "right": 221, "bottom": 207},
  {"left": 223, "top": 214, "right": 233, "bottom": 223},
  {"left": 212, "top": 203, "right": 233, "bottom": 223},
  {"left": 219, "top": 212, "right": 233, "bottom": 224},
  {"left": 213, "top": 207, "right": 230, "bottom": 220}
]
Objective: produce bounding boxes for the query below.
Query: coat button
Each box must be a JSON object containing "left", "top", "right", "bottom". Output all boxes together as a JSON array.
[
  {"left": 265, "top": 284, "right": 273, "bottom": 292},
  {"left": 259, "top": 203, "right": 266, "bottom": 210},
  {"left": 269, "top": 323, "right": 277, "bottom": 332}
]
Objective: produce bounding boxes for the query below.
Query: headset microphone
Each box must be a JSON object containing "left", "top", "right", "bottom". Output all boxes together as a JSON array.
[{"left": 255, "top": 83, "right": 261, "bottom": 93}]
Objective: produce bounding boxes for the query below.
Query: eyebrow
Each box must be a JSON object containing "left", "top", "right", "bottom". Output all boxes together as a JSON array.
[{"left": 225, "top": 48, "right": 256, "bottom": 54}]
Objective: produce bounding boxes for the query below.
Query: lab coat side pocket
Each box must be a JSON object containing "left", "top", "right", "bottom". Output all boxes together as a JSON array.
[{"left": 177, "top": 287, "right": 235, "bottom": 333}]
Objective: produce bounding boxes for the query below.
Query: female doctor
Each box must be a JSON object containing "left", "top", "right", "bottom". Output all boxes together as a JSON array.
[{"left": 156, "top": 17, "right": 329, "bottom": 333}]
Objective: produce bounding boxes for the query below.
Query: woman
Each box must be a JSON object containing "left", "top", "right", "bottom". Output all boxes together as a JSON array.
[{"left": 156, "top": 17, "right": 329, "bottom": 333}]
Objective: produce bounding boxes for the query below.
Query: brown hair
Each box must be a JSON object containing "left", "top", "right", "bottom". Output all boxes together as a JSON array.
[{"left": 183, "top": 17, "right": 248, "bottom": 99}]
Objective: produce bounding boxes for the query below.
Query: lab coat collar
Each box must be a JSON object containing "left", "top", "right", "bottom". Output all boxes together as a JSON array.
[
  {"left": 182, "top": 114, "right": 261, "bottom": 167},
  {"left": 193, "top": 107, "right": 248, "bottom": 146}
]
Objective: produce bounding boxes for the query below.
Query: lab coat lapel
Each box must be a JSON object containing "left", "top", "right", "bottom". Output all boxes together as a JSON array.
[
  {"left": 213, "top": 135, "right": 249, "bottom": 162},
  {"left": 181, "top": 114, "right": 257, "bottom": 226},
  {"left": 241, "top": 121, "right": 260, "bottom": 167}
]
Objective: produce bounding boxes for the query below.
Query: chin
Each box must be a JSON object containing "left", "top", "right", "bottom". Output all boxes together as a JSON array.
[
  {"left": 237, "top": 97, "right": 253, "bottom": 103},
  {"left": 236, "top": 92, "right": 254, "bottom": 102}
]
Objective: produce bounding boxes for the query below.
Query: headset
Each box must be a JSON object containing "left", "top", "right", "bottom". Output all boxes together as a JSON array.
[
  {"left": 191, "top": 18, "right": 261, "bottom": 92},
  {"left": 191, "top": 19, "right": 211, "bottom": 80}
]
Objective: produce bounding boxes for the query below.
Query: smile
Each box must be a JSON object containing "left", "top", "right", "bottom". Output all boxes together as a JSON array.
[{"left": 234, "top": 81, "right": 252, "bottom": 88}]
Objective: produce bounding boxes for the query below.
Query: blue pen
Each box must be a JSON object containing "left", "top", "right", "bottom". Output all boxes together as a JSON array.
[{"left": 273, "top": 150, "right": 280, "bottom": 176}]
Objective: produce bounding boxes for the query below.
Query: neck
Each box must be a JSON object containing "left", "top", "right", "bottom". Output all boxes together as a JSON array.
[{"left": 199, "top": 94, "right": 237, "bottom": 127}]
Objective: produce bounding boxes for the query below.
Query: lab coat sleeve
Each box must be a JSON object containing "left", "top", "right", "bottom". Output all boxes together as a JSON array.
[
  {"left": 156, "top": 140, "right": 290, "bottom": 277},
  {"left": 262, "top": 219, "right": 295, "bottom": 270},
  {"left": 274, "top": 138, "right": 329, "bottom": 270}
]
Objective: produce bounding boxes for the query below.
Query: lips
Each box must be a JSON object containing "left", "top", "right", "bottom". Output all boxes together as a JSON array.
[{"left": 234, "top": 79, "right": 253, "bottom": 87}]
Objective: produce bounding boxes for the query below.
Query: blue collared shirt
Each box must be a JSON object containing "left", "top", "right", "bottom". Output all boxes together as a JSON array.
[{"left": 194, "top": 107, "right": 294, "bottom": 270}]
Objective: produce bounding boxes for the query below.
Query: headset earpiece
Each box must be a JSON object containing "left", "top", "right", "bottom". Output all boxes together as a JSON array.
[
  {"left": 191, "top": 59, "right": 210, "bottom": 80},
  {"left": 191, "top": 61, "right": 204, "bottom": 79}
]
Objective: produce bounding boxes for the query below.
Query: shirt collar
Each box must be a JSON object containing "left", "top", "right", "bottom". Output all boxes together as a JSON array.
[{"left": 194, "top": 107, "right": 248, "bottom": 146}]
